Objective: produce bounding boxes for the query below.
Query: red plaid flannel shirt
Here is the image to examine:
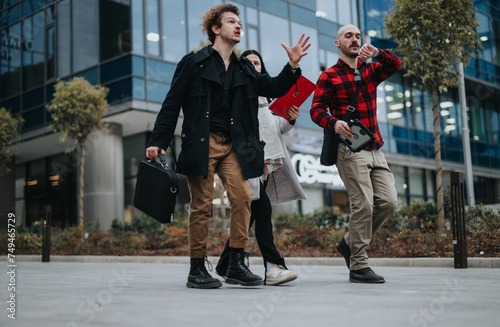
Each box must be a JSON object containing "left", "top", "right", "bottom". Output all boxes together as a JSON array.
[{"left": 310, "top": 49, "right": 401, "bottom": 150}]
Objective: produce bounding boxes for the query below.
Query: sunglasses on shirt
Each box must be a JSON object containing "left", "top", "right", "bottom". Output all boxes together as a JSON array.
[{"left": 352, "top": 68, "right": 361, "bottom": 83}]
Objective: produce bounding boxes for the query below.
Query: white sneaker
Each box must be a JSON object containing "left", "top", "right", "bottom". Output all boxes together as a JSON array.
[{"left": 265, "top": 265, "right": 297, "bottom": 286}]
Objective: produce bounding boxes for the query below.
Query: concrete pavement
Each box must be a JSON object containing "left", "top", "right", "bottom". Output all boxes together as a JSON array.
[{"left": 1, "top": 256, "right": 499, "bottom": 327}]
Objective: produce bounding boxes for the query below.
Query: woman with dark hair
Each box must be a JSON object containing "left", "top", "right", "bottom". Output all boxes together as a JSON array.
[{"left": 216, "top": 49, "right": 307, "bottom": 285}]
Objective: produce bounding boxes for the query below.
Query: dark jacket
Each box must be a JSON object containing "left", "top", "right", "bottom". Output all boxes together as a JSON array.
[{"left": 147, "top": 46, "right": 300, "bottom": 179}]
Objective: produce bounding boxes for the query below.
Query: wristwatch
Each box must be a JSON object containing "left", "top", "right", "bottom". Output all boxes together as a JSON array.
[{"left": 289, "top": 62, "right": 300, "bottom": 70}]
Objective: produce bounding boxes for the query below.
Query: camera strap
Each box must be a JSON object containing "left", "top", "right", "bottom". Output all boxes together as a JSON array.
[{"left": 343, "top": 66, "right": 363, "bottom": 122}]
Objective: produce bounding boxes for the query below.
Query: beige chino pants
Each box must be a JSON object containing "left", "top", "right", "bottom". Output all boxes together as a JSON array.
[
  {"left": 336, "top": 143, "right": 398, "bottom": 271},
  {"left": 187, "top": 132, "right": 252, "bottom": 258}
]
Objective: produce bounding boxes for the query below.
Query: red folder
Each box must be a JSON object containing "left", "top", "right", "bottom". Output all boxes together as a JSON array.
[{"left": 269, "top": 75, "right": 317, "bottom": 120}]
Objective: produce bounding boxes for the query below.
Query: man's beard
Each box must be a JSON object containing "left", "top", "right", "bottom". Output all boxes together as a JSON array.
[{"left": 340, "top": 43, "right": 359, "bottom": 58}]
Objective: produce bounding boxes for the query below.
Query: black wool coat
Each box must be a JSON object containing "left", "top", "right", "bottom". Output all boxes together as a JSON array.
[{"left": 147, "top": 46, "right": 300, "bottom": 179}]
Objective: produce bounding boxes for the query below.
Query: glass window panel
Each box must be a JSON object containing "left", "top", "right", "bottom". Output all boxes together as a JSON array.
[
  {"left": 146, "top": 58, "right": 175, "bottom": 82},
  {"left": 101, "top": 56, "right": 132, "bottom": 83},
  {"left": 291, "top": 0, "right": 315, "bottom": 10},
  {"left": 187, "top": 0, "right": 220, "bottom": 51},
  {"left": 132, "top": 55, "right": 145, "bottom": 76},
  {"left": 106, "top": 77, "right": 132, "bottom": 103},
  {"left": 325, "top": 50, "right": 339, "bottom": 68},
  {"left": 123, "top": 133, "right": 147, "bottom": 177},
  {"left": 45, "top": 82, "right": 54, "bottom": 108},
  {"left": 351, "top": 0, "right": 358, "bottom": 26},
  {"left": 22, "top": 0, "right": 43, "bottom": 17},
  {"left": 440, "top": 90, "right": 459, "bottom": 136},
  {"left": 259, "top": 0, "right": 287, "bottom": 17},
  {"left": 291, "top": 22, "right": 319, "bottom": 81},
  {"left": 376, "top": 82, "right": 387, "bottom": 123},
  {"left": 489, "top": 104, "right": 499, "bottom": 144},
  {"left": 300, "top": 188, "right": 322, "bottom": 215},
  {"left": 1, "top": 23, "right": 22, "bottom": 98},
  {"left": 1, "top": 3, "right": 20, "bottom": 25},
  {"left": 423, "top": 88, "right": 434, "bottom": 133},
  {"left": 259, "top": 11, "right": 289, "bottom": 77},
  {"left": 410, "top": 83, "right": 424, "bottom": 130},
  {"left": 246, "top": 6, "right": 257, "bottom": 25},
  {"left": 290, "top": 5, "right": 316, "bottom": 26},
  {"left": 385, "top": 76, "right": 405, "bottom": 127},
  {"left": 22, "top": 11, "right": 45, "bottom": 90},
  {"left": 238, "top": 0, "right": 256, "bottom": 6},
  {"left": 1, "top": 96, "right": 20, "bottom": 114},
  {"left": 315, "top": 0, "right": 336, "bottom": 23},
  {"left": 408, "top": 168, "right": 424, "bottom": 197},
  {"left": 391, "top": 164, "right": 406, "bottom": 204},
  {"left": 337, "top": 0, "right": 351, "bottom": 25},
  {"left": 100, "top": 0, "right": 131, "bottom": 61},
  {"left": 483, "top": 101, "right": 496, "bottom": 144},
  {"left": 2, "top": 0, "right": 21, "bottom": 11},
  {"left": 147, "top": 80, "right": 169, "bottom": 102},
  {"left": 22, "top": 106, "right": 44, "bottom": 130},
  {"left": 46, "top": 26, "right": 54, "bottom": 79},
  {"left": 75, "top": 68, "right": 98, "bottom": 85},
  {"left": 319, "top": 33, "right": 336, "bottom": 51},
  {"left": 131, "top": 0, "right": 144, "bottom": 54},
  {"left": 132, "top": 77, "right": 145, "bottom": 99},
  {"left": 56, "top": 0, "right": 70, "bottom": 78},
  {"left": 247, "top": 26, "right": 258, "bottom": 52},
  {"left": 471, "top": 100, "right": 486, "bottom": 142},
  {"left": 426, "top": 170, "right": 434, "bottom": 202},
  {"left": 162, "top": 0, "right": 187, "bottom": 62},
  {"left": 46, "top": 5, "right": 55, "bottom": 24},
  {"left": 72, "top": 0, "right": 99, "bottom": 73},
  {"left": 317, "top": 19, "right": 338, "bottom": 37},
  {"left": 146, "top": 0, "right": 160, "bottom": 56},
  {"left": 22, "top": 86, "right": 43, "bottom": 110}
]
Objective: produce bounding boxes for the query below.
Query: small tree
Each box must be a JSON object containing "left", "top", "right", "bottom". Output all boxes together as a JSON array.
[
  {"left": 46, "top": 77, "right": 109, "bottom": 229},
  {"left": 0, "top": 107, "right": 23, "bottom": 177},
  {"left": 384, "top": 0, "right": 481, "bottom": 229}
]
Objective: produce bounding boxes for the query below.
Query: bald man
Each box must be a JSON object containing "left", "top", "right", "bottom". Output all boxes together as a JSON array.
[{"left": 310, "top": 24, "right": 401, "bottom": 283}]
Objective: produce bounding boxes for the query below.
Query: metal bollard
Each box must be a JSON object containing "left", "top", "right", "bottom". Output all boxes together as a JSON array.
[
  {"left": 42, "top": 205, "right": 51, "bottom": 263},
  {"left": 450, "top": 172, "right": 467, "bottom": 269}
]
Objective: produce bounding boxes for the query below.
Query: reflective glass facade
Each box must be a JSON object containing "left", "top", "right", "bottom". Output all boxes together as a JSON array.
[{"left": 1, "top": 0, "right": 499, "bottom": 227}]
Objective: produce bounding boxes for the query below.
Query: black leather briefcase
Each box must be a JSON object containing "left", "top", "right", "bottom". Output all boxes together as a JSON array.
[{"left": 133, "top": 152, "right": 179, "bottom": 223}]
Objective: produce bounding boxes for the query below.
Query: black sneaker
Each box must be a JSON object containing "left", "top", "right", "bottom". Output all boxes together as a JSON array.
[
  {"left": 349, "top": 268, "right": 385, "bottom": 284},
  {"left": 336, "top": 238, "right": 351, "bottom": 269}
]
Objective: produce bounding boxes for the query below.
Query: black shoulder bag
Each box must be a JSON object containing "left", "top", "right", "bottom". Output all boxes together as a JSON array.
[{"left": 320, "top": 67, "right": 365, "bottom": 166}]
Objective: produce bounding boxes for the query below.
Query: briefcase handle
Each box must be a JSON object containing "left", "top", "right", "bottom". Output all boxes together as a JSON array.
[
  {"left": 158, "top": 152, "right": 168, "bottom": 168},
  {"left": 156, "top": 150, "right": 178, "bottom": 194},
  {"left": 155, "top": 144, "right": 178, "bottom": 169}
]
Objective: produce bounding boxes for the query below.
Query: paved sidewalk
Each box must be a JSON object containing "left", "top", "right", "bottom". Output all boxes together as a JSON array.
[{"left": 1, "top": 259, "right": 499, "bottom": 327}]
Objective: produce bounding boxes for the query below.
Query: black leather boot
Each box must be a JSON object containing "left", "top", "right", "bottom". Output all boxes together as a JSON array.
[
  {"left": 225, "top": 248, "right": 263, "bottom": 286},
  {"left": 186, "top": 257, "right": 222, "bottom": 289}
]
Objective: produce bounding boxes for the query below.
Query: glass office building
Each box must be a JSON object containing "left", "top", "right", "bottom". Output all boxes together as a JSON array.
[{"left": 1, "top": 0, "right": 499, "bottom": 228}]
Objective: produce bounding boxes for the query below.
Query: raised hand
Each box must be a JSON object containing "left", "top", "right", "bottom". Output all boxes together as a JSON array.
[{"left": 281, "top": 34, "right": 311, "bottom": 67}]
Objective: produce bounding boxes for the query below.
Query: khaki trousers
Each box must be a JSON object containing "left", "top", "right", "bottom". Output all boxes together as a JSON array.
[
  {"left": 336, "top": 143, "right": 398, "bottom": 271},
  {"left": 186, "top": 132, "right": 252, "bottom": 258}
]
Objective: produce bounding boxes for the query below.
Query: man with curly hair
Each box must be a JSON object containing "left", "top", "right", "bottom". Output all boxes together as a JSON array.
[{"left": 146, "top": 3, "right": 310, "bottom": 289}]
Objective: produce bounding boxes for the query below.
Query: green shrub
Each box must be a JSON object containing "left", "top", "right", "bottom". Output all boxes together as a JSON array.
[{"left": 1, "top": 200, "right": 498, "bottom": 258}]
